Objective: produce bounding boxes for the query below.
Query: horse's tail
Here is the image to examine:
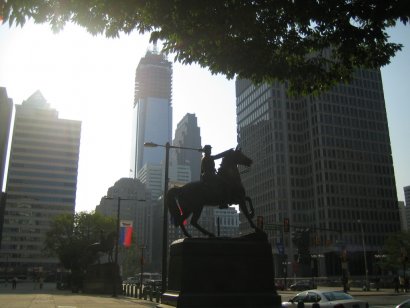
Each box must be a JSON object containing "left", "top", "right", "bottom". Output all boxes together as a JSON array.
[{"left": 166, "top": 187, "right": 183, "bottom": 227}]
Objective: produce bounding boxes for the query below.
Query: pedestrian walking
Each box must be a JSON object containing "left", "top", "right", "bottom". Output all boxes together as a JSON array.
[
  {"left": 400, "top": 275, "right": 405, "bottom": 292},
  {"left": 394, "top": 275, "right": 400, "bottom": 293},
  {"left": 12, "top": 277, "right": 17, "bottom": 289},
  {"left": 39, "top": 277, "right": 44, "bottom": 289}
]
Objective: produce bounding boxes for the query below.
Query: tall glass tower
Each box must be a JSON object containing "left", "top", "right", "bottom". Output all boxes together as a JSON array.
[
  {"left": 236, "top": 69, "right": 400, "bottom": 277},
  {"left": 0, "top": 91, "right": 81, "bottom": 274},
  {"left": 130, "top": 49, "right": 173, "bottom": 178}
]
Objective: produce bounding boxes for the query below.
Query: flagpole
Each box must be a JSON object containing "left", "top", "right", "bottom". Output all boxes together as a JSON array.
[
  {"left": 102, "top": 195, "right": 146, "bottom": 297},
  {"left": 113, "top": 196, "right": 121, "bottom": 297}
]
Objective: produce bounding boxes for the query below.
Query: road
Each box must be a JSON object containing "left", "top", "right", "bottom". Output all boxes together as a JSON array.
[
  {"left": 279, "top": 288, "right": 410, "bottom": 308},
  {"left": 355, "top": 294, "right": 410, "bottom": 307},
  {"left": 1, "top": 281, "right": 410, "bottom": 307}
]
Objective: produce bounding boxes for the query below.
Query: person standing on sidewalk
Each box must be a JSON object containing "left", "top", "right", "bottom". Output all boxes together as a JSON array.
[
  {"left": 12, "top": 277, "right": 17, "bottom": 289},
  {"left": 400, "top": 275, "right": 405, "bottom": 292},
  {"left": 394, "top": 275, "right": 400, "bottom": 293}
]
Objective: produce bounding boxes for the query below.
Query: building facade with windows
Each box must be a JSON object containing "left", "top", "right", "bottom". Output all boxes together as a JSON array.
[
  {"left": 235, "top": 69, "right": 400, "bottom": 277},
  {"left": 405, "top": 186, "right": 410, "bottom": 207},
  {"left": 398, "top": 201, "right": 408, "bottom": 231},
  {"left": 214, "top": 207, "right": 240, "bottom": 237},
  {"left": 0, "top": 88, "right": 13, "bottom": 250},
  {"left": 0, "top": 87, "right": 13, "bottom": 192},
  {"left": 95, "top": 178, "right": 153, "bottom": 268},
  {"left": 173, "top": 113, "right": 202, "bottom": 181},
  {"left": 0, "top": 91, "right": 81, "bottom": 276}
]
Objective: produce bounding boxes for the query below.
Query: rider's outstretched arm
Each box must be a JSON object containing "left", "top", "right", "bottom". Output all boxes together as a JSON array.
[{"left": 212, "top": 149, "right": 231, "bottom": 160}]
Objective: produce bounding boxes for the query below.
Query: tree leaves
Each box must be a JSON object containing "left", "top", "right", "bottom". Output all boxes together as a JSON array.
[
  {"left": 44, "top": 211, "right": 115, "bottom": 270},
  {"left": 380, "top": 232, "right": 410, "bottom": 271},
  {"left": 2, "top": 0, "right": 409, "bottom": 95}
]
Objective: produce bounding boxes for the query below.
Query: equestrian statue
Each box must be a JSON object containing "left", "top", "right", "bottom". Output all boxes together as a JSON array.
[
  {"left": 166, "top": 145, "right": 256, "bottom": 237},
  {"left": 89, "top": 230, "right": 116, "bottom": 263}
]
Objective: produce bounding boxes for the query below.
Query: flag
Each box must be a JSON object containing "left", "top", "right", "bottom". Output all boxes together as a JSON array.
[
  {"left": 119, "top": 220, "right": 133, "bottom": 248},
  {"left": 123, "top": 226, "right": 133, "bottom": 248}
]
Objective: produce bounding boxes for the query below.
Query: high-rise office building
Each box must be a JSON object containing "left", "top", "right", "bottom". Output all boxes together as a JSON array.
[
  {"left": 398, "top": 201, "right": 409, "bottom": 231},
  {"left": 0, "top": 91, "right": 81, "bottom": 275},
  {"left": 0, "top": 88, "right": 13, "bottom": 249},
  {"left": 0, "top": 87, "right": 13, "bottom": 192},
  {"left": 95, "top": 178, "right": 153, "bottom": 267},
  {"left": 236, "top": 69, "right": 400, "bottom": 277},
  {"left": 130, "top": 49, "right": 172, "bottom": 178},
  {"left": 173, "top": 113, "right": 202, "bottom": 181},
  {"left": 405, "top": 186, "right": 410, "bottom": 207}
]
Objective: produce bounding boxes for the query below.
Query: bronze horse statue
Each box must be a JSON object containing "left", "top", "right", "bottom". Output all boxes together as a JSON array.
[
  {"left": 166, "top": 147, "right": 256, "bottom": 237},
  {"left": 89, "top": 231, "right": 116, "bottom": 263}
]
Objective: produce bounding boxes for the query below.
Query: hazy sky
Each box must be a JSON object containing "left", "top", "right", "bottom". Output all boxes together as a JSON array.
[{"left": 0, "top": 21, "right": 409, "bottom": 212}]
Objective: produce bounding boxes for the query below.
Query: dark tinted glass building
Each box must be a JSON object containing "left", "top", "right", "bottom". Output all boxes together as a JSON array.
[
  {"left": 236, "top": 69, "right": 400, "bottom": 277},
  {"left": 173, "top": 113, "right": 202, "bottom": 181}
]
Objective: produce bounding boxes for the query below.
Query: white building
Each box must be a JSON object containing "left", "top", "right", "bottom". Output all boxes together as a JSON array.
[{"left": 214, "top": 207, "right": 240, "bottom": 237}]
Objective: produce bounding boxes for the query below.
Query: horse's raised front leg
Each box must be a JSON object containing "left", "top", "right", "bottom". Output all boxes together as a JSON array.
[{"left": 191, "top": 207, "right": 215, "bottom": 237}]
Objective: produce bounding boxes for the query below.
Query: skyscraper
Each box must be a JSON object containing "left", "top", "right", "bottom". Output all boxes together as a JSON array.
[
  {"left": 236, "top": 69, "right": 400, "bottom": 277},
  {"left": 173, "top": 113, "right": 202, "bottom": 181},
  {"left": 0, "top": 87, "right": 13, "bottom": 192},
  {"left": 0, "top": 91, "right": 81, "bottom": 275},
  {"left": 130, "top": 49, "right": 172, "bottom": 178},
  {"left": 95, "top": 178, "right": 153, "bottom": 266},
  {"left": 405, "top": 186, "right": 410, "bottom": 207},
  {"left": 0, "top": 87, "right": 13, "bottom": 249}
]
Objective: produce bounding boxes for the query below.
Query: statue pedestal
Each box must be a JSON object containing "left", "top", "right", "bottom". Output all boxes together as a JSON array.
[
  {"left": 161, "top": 233, "right": 282, "bottom": 307},
  {"left": 83, "top": 263, "right": 121, "bottom": 294}
]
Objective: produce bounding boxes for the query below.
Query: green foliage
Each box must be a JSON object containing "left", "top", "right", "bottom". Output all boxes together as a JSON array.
[
  {"left": 119, "top": 238, "right": 140, "bottom": 278},
  {"left": 2, "top": 1, "right": 409, "bottom": 94},
  {"left": 44, "top": 211, "right": 116, "bottom": 270},
  {"left": 379, "top": 232, "right": 410, "bottom": 271}
]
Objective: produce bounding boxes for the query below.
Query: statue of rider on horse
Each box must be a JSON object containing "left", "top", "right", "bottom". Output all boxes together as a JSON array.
[{"left": 166, "top": 145, "right": 256, "bottom": 237}]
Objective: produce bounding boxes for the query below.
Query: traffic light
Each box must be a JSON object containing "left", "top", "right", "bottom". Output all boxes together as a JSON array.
[
  {"left": 284, "top": 218, "right": 290, "bottom": 232},
  {"left": 292, "top": 229, "right": 311, "bottom": 265}
]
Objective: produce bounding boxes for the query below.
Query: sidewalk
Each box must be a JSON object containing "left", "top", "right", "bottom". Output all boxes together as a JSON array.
[{"left": 0, "top": 282, "right": 158, "bottom": 308}]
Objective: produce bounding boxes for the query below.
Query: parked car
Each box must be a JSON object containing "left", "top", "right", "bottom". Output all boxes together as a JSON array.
[
  {"left": 123, "top": 276, "right": 139, "bottom": 285},
  {"left": 143, "top": 279, "right": 162, "bottom": 296},
  {"left": 282, "top": 290, "right": 368, "bottom": 308},
  {"left": 289, "top": 280, "right": 315, "bottom": 291},
  {"left": 396, "top": 298, "right": 410, "bottom": 308}
]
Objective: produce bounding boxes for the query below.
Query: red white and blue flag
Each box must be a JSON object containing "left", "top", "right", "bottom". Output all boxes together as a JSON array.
[{"left": 119, "top": 221, "right": 133, "bottom": 248}]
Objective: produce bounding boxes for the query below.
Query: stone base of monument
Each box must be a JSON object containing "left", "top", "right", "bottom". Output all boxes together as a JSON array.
[
  {"left": 83, "top": 263, "right": 122, "bottom": 294},
  {"left": 160, "top": 232, "right": 282, "bottom": 308}
]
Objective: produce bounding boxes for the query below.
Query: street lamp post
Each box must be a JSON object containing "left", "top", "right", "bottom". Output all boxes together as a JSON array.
[
  {"left": 103, "top": 196, "right": 145, "bottom": 297},
  {"left": 114, "top": 197, "right": 121, "bottom": 297},
  {"left": 358, "top": 219, "right": 369, "bottom": 291},
  {"left": 144, "top": 141, "right": 202, "bottom": 294},
  {"left": 139, "top": 245, "right": 146, "bottom": 296}
]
